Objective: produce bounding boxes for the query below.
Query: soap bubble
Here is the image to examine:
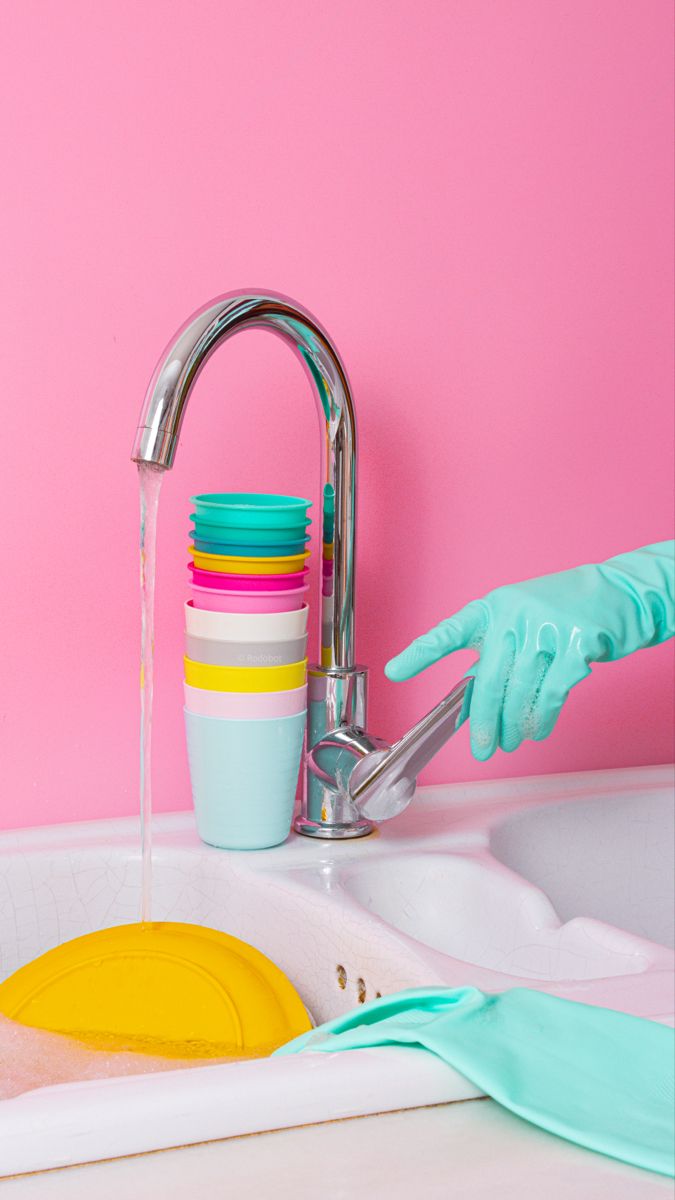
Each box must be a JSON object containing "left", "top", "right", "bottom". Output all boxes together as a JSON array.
[
  {"left": 471, "top": 724, "right": 493, "bottom": 749},
  {"left": 0, "top": 1015, "right": 231, "bottom": 1100}
]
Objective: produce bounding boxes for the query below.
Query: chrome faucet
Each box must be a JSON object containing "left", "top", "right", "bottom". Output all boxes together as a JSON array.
[{"left": 132, "top": 290, "right": 469, "bottom": 838}]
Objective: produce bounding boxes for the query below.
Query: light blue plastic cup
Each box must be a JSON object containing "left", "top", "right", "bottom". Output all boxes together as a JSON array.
[{"left": 184, "top": 708, "right": 306, "bottom": 850}]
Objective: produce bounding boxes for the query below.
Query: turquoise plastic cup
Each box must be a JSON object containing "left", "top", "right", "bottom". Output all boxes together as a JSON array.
[
  {"left": 190, "top": 518, "right": 312, "bottom": 548},
  {"left": 184, "top": 708, "right": 306, "bottom": 850},
  {"left": 191, "top": 494, "right": 312, "bottom": 531},
  {"left": 191, "top": 535, "right": 310, "bottom": 557}
]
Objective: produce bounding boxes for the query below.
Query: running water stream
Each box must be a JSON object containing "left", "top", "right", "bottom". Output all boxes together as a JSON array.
[
  {"left": 138, "top": 463, "right": 163, "bottom": 923},
  {"left": 0, "top": 465, "right": 243, "bottom": 1100}
]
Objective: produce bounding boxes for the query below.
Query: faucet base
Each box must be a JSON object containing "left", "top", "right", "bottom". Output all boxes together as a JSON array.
[
  {"left": 293, "top": 815, "right": 374, "bottom": 839},
  {"left": 298, "top": 666, "right": 373, "bottom": 838}
]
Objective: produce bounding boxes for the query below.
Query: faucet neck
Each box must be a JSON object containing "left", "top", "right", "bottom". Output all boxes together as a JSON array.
[{"left": 132, "top": 290, "right": 357, "bottom": 671}]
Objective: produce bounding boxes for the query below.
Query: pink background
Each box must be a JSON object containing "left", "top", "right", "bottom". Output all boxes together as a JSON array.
[{"left": 1, "top": 1, "right": 673, "bottom": 830}]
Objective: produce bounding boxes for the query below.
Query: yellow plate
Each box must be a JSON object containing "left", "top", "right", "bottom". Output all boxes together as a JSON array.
[
  {"left": 0, "top": 922, "right": 311, "bottom": 1058},
  {"left": 190, "top": 548, "right": 311, "bottom": 575},
  {"left": 184, "top": 656, "right": 308, "bottom": 693}
]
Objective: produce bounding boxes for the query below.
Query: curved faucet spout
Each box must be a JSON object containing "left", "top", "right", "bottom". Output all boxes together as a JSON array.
[{"left": 132, "top": 290, "right": 357, "bottom": 672}]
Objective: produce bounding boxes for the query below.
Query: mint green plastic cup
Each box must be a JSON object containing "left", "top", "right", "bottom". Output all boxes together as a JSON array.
[
  {"left": 191, "top": 493, "right": 312, "bottom": 531},
  {"left": 184, "top": 708, "right": 306, "bottom": 850}
]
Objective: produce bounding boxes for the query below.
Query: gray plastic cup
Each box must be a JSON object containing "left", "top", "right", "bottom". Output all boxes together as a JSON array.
[{"left": 185, "top": 633, "right": 308, "bottom": 668}]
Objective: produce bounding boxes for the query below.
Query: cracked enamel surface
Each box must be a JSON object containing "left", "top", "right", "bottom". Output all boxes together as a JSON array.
[{"left": 0, "top": 764, "right": 672, "bottom": 1176}]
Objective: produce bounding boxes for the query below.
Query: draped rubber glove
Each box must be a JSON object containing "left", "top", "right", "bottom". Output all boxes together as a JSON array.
[
  {"left": 275, "top": 987, "right": 675, "bottom": 1177},
  {"left": 386, "top": 542, "right": 675, "bottom": 761}
]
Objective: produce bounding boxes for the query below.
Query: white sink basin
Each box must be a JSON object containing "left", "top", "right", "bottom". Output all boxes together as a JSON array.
[
  {"left": 341, "top": 851, "right": 654, "bottom": 981},
  {"left": 0, "top": 764, "right": 672, "bottom": 1176},
  {"left": 490, "top": 787, "right": 674, "bottom": 949}
]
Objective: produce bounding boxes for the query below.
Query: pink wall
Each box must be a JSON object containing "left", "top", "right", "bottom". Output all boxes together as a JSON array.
[{"left": 1, "top": 1, "right": 673, "bottom": 830}]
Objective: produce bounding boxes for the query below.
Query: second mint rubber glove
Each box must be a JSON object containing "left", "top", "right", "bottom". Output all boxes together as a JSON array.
[
  {"left": 275, "top": 987, "right": 675, "bottom": 1177},
  {"left": 386, "top": 541, "right": 675, "bottom": 761}
]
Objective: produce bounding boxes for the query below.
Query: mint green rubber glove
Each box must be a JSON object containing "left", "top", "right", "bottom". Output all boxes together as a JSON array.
[
  {"left": 386, "top": 542, "right": 675, "bottom": 760},
  {"left": 276, "top": 987, "right": 675, "bottom": 1177}
]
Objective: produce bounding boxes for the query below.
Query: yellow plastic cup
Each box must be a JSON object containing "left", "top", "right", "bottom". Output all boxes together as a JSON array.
[
  {"left": 184, "top": 656, "right": 308, "bottom": 693},
  {"left": 190, "top": 548, "right": 311, "bottom": 575}
]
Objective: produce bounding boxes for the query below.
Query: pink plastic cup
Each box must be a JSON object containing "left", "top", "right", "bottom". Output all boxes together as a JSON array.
[
  {"left": 191, "top": 583, "right": 309, "bottom": 613},
  {"left": 184, "top": 682, "right": 308, "bottom": 719},
  {"left": 188, "top": 564, "right": 309, "bottom": 592}
]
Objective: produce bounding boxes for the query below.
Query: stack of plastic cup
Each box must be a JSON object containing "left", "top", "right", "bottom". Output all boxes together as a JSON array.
[{"left": 183, "top": 493, "right": 312, "bottom": 850}]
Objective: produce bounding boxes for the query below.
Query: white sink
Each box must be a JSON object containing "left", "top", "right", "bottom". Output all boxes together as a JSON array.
[
  {"left": 341, "top": 851, "right": 655, "bottom": 981},
  {"left": 0, "top": 764, "right": 672, "bottom": 1176},
  {"left": 490, "top": 787, "right": 674, "bottom": 949}
]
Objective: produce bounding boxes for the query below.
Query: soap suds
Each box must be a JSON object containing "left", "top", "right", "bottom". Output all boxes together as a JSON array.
[{"left": 0, "top": 1014, "right": 231, "bottom": 1100}]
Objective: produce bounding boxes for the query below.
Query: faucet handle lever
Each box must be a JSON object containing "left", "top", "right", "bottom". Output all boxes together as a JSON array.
[{"left": 349, "top": 677, "right": 473, "bottom": 821}]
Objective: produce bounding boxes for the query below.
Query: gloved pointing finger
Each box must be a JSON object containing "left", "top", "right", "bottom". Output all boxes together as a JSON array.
[
  {"left": 385, "top": 601, "right": 485, "bottom": 682},
  {"left": 384, "top": 542, "right": 675, "bottom": 761}
]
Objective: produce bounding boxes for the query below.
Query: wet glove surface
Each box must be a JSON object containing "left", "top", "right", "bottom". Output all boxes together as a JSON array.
[
  {"left": 276, "top": 986, "right": 675, "bottom": 1177},
  {"left": 386, "top": 541, "right": 675, "bottom": 759}
]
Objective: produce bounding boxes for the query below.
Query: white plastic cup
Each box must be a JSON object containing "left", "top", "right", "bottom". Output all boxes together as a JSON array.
[{"left": 184, "top": 601, "right": 309, "bottom": 642}]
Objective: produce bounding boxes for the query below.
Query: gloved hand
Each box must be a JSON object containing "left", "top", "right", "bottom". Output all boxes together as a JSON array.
[{"left": 386, "top": 541, "right": 675, "bottom": 761}]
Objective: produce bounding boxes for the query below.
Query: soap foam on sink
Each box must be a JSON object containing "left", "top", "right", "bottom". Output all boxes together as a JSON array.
[{"left": 0, "top": 1014, "right": 232, "bottom": 1100}]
